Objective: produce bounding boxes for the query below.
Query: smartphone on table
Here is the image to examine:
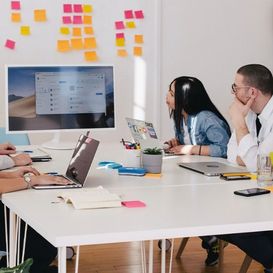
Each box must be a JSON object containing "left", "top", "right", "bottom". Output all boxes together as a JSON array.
[{"left": 234, "top": 188, "right": 270, "bottom": 197}]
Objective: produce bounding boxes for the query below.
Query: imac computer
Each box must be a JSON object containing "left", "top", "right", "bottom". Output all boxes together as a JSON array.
[{"left": 5, "top": 65, "right": 115, "bottom": 149}]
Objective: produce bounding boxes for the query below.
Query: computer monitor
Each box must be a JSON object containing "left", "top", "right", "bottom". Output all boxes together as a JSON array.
[{"left": 5, "top": 65, "right": 115, "bottom": 149}]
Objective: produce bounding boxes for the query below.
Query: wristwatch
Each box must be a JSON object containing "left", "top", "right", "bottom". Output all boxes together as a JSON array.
[{"left": 23, "top": 174, "right": 32, "bottom": 189}]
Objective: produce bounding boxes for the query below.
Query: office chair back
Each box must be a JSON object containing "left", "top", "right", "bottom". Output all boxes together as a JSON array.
[{"left": 0, "top": 128, "right": 30, "bottom": 145}]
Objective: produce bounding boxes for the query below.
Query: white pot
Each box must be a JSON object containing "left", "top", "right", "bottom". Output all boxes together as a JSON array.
[{"left": 141, "top": 153, "right": 163, "bottom": 174}]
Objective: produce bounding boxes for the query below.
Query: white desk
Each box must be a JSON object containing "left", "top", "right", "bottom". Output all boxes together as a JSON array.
[{"left": 2, "top": 144, "right": 269, "bottom": 273}]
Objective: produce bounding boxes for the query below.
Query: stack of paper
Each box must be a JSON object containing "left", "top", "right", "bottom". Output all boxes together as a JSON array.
[{"left": 58, "top": 187, "right": 122, "bottom": 209}]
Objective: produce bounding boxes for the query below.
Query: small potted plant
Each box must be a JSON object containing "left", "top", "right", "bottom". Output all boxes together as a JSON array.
[{"left": 141, "top": 147, "right": 163, "bottom": 173}]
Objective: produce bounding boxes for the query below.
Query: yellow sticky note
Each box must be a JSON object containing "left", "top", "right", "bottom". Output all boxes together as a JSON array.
[
  {"left": 84, "top": 51, "right": 98, "bottom": 62},
  {"left": 11, "top": 12, "right": 21, "bottom": 22},
  {"left": 116, "top": 38, "right": 125, "bottom": 47},
  {"left": 117, "top": 49, "right": 128, "bottom": 57},
  {"left": 126, "top": 21, "right": 136, "bottom": 28},
  {"left": 57, "top": 40, "right": 70, "bottom": 52},
  {"left": 144, "top": 173, "right": 162, "bottom": 178},
  {"left": 72, "top": 27, "right": 82, "bottom": 36},
  {"left": 60, "top": 27, "right": 70, "bottom": 35},
  {"left": 134, "top": 46, "right": 142, "bottom": 56},
  {"left": 84, "top": 27, "right": 94, "bottom": 35},
  {"left": 84, "top": 37, "right": 96, "bottom": 49},
  {"left": 83, "top": 15, "right": 92, "bottom": 25},
  {"left": 34, "top": 9, "right": 47, "bottom": 22},
  {"left": 135, "top": 34, "right": 143, "bottom": 44},
  {"left": 20, "top": 26, "right": 30, "bottom": 36},
  {"left": 83, "top": 4, "right": 92, "bottom": 13},
  {"left": 71, "top": 38, "right": 84, "bottom": 50}
]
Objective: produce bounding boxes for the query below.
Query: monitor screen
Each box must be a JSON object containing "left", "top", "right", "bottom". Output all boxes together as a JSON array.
[{"left": 6, "top": 65, "right": 115, "bottom": 133}]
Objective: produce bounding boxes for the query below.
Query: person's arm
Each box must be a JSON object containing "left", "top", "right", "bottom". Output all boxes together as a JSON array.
[
  {"left": 0, "top": 155, "right": 15, "bottom": 170},
  {"left": 0, "top": 143, "right": 16, "bottom": 155}
]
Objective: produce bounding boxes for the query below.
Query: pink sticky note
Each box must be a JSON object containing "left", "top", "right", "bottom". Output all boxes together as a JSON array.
[
  {"left": 5, "top": 39, "right": 16, "bottom": 50},
  {"left": 73, "top": 16, "right": 82, "bottom": 24},
  {"left": 116, "top": 33, "right": 125, "bottom": 39},
  {"left": 135, "top": 10, "right": 144, "bottom": 19},
  {"left": 115, "top": 21, "right": 125, "bottom": 30},
  {"left": 11, "top": 1, "right": 21, "bottom": 10},
  {"left": 124, "top": 10, "right": 134, "bottom": 19},
  {"left": 62, "top": 16, "right": 72, "bottom": 24},
  {"left": 73, "top": 4, "right": 83, "bottom": 13},
  {"left": 122, "top": 201, "right": 146, "bottom": 208},
  {"left": 63, "top": 4, "right": 72, "bottom": 13}
]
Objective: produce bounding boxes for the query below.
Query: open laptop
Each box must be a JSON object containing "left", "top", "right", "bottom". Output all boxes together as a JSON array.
[
  {"left": 33, "top": 134, "right": 100, "bottom": 189},
  {"left": 178, "top": 161, "right": 248, "bottom": 177}
]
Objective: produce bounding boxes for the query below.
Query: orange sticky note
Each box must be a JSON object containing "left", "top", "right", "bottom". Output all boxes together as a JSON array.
[
  {"left": 126, "top": 21, "right": 136, "bottom": 29},
  {"left": 116, "top": 38, "right": 125, "bottom": 47},
  {"left": 71, "top": 38, "right": 84, "bottom": 50},
  {"left": 83, "top": 15, "right": 92, "bottom": 25},
  {"left": 83, "top": 4, "right": 92, "bottom": 13},
  {"left": 134, "top": 46, "right": 142, "bottom": 56},
  {"left": 84, "top": 37, "right": 96, "bottom": 49},
  {"left": 72, "top": 27, "right": 82, "bottom": 36},
  {"left": 144, "top": 173, "right": 162, "bottom": 178},
  {"left": 84, "top": 27, "right": 94, "bottom": 35},
  {"left": 117, "top": 49, "right": 128, "bottom": 57},
  {"left": 84, "top": 51, "right": 98, "bottom": 62},
  {"left": 135, "top": 34, "right": 143, "bottom": 44},
  {"left": 20, "top": 26, "right": 30, "bottom": 35},
  {"left": 60, "top": 27, "right": 70, "bottom": 35},
  {"left": 11, "top": 13, "right": 21, "bottom": 22},
  {"left": 34, "top": 9, "right": 47, "bottom": 22},
  {"left": 57, "top": 40, "right": 70, "bottom": 52}
]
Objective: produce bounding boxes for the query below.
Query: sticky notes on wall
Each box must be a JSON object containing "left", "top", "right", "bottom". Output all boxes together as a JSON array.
[
  {"left": 11, "top": 13, "right": 21, "bottom": 22},
  {"left": 83, "top": 5, "right": 92, "bottom": 13},
  {"left": 34, "top": 9, "right": 47, "bottom": 22},
  {"left": 124, "top": 10, "right": 134, "bottom": 19},
  {"left": 57, "top": 40, "right": 70, "bottom": 52},
  {"left": 117, "top": 49, "right": 128, "bottom": 57},
  {"left": 84, "top": 51, "right": 98, "bottom": 61},
  {"left": 20, "top": 26, "right": 30, "bottom": 35},
  {"left": 60, "top": 27, "right": 70, "bottom": 35},
  {"left": 135, "top": 10, "right": 144, "bottom": 19},
  {"left": 115, "top": 21, "right": 125, "bottom": 30},
  {"left": 5, "top": 39, "right": 16, "bottom": 50},
  {"left": 135, "top": 34, "right": 143, "bottom": 44},
  {"left": 11, "top": 1, "right": 21, "bottom": 10}
]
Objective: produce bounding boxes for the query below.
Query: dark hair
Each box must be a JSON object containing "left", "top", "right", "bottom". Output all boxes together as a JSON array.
[
  {"left": 169, "top": 76, "right": 230, "bottom": 135},
  {"left": 237, "top": 64, "right": 273, "bottom": 95}
]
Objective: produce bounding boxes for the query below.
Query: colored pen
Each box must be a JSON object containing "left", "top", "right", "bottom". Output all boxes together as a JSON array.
[
  {"left": 22, "top": 150, "right": 33, "bottom": 153},
  {"left": 46, "top": 172, "right": 58, "bottom": 175}
]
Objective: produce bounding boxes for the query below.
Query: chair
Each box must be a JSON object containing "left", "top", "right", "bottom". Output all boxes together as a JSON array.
[{"left": 0, "top": 128, "right": 30, "bottom": 145}]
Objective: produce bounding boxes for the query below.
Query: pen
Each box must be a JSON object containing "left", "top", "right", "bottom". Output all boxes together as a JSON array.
[
  {"left": 46, "top": 172, "right": 58, "bottom": 175},
  {"left": 22, "top": 150, "right": 33, "bottom": 153}
]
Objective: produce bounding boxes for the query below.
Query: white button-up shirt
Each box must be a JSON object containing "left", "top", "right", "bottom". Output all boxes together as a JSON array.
[{"left": 227, "top": 95, "right": 273, "bottom": 172}]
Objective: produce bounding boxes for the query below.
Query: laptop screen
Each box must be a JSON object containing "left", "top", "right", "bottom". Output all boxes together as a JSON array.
[{"left": 66, "top": 135, "right": 100, "bottom": 185}]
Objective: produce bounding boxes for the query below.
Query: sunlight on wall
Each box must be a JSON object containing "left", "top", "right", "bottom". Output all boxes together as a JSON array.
[{"left": 133, "top": 57, "right": 147, "bottom": 120}]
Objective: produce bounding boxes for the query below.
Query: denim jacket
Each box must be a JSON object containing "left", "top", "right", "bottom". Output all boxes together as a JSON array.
[{"left": 175, "top": 111, "right": 230, "bottom": 158}]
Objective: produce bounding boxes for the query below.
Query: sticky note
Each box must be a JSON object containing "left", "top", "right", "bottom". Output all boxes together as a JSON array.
[
  {"left": 121, "top": 201, "right": 146, "bottom": 208},
  {"left": 63, "top": 16, "right": 72, "bottom": 24},
  {"left": 84, "top": 27, "right": 94, "bottom": 35},
  {"left": 11, "top": 1, "right": 20, "bottom": 10},
  {"left": 124, "top": 10, "right": 134, "bottom": 19},
  {"left": 117, "top": 49, "right": 128, "bottom": 57},
  {"left": 73, "top": 16, "right": 82, "bottom": 24},
  {"left": 144, "top": 173, "right": 162, "bottom": 178},
  {"left": 135, "top": 10, "right": 144, "bottom": 19},
  {"left": 115, "top": 21, "right": 125, "bottom": 30},
  {"left": 57, "top": 40, "right": 70, "bottom": 52},
  {"left": 83, "top": 15, "right": 92, "bottom": 25},
  {"left": 5, "top": 39, "right": 16, "bottom": 50},
  {"left": 135, "top": 34, "right": 143, "bottom": 44},
  {"left": 60, "top": 27, "right": 70, "bottom": 35},
  {"left": 116, "top": 33, "right": 124, "bottom": 39},
  {"left": 71, "top": 38, "right": 84, "bottom": 50},
  {"left": 11, "top": 13, "right": 21, "bottom": 22},
  {"left": 73, "top": 4, "right": 83, "bottom": 13},
  {"left": 126, "top": 21, "right": 136, "bottom": 29},
  {"left": 84, "top": 51, "right": 98, "bottom": 62},
  {"left": 84, "top": 37, "right": 96, "bottom": 49},
  {"left": 72, "top": 27, "right": 81, "bottom": 36},
  {"left": 20, "top": 26, "right": 30, "bottom": 35},
  {"left": 116, "top": 38, "right": 125, "bottom": 47},
  {"left": 63, "top": 4, "right": 72, "bottom": 13},
  {"left": 83, "top": 4, "right": 92, "bottom": 13},
  {"left": 34, "top": 9, "right": 47, "bottom": 22}
]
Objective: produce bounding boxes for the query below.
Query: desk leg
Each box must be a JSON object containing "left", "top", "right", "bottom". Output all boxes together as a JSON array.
[
  {"left": 58, "top": 247, "right": 67, "bottom": 273},
  {"left": 148, "top": 240, "right": 153, "bottom": 273},
  {"left": 161, "top": 239, "right": 166, "bottom": 273},
  {"left": 9, "top": 211, "right": 17, "bottom": 267}
]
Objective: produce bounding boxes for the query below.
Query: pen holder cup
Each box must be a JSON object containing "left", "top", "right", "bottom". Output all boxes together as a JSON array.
[{"left": 123, "top": 149, "right": 141, "bottom": 168}]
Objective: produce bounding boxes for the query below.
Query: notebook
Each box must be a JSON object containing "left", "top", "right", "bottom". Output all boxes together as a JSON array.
[
  {"left": 178, "top": 161, "right": 248, "bottom": 177},
  {"left": 33, "top": 134, "right": 99, "bottom": 189}
]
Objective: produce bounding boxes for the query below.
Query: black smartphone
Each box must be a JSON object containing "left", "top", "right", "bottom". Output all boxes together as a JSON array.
[
  {"left": 234, "top": 188, "right": 270, "bottom": 197},
  {"left": 220, "top": 174, "right": 251, "bottom": 181}
]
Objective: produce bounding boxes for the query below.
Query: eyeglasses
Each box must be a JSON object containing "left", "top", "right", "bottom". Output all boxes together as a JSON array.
[{"left": 231, "top": 83, "right": 251, "bottom": 94}]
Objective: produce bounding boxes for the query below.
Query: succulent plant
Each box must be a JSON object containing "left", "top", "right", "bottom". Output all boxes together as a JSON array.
[{"left": 142, "top": 147, "right": 162, "bottom": 155}]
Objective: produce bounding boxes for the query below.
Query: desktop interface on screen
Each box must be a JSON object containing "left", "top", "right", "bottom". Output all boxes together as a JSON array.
[{"left": 6, "top": 65, "right": 115, "bottom": 132}]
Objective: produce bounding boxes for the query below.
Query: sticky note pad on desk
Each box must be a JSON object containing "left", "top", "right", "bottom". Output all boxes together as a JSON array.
[
  {"left": 122, "top": 201, "right": 146, "bottom": 208},
  {"left": 144, "top": 173, "right": 162, "bottom": 178}
]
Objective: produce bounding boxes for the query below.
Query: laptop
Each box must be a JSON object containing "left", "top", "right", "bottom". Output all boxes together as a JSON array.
[
  {"left": 33, "top": 134, "right": 100, "bottom": 189},
  {"left": 178, "top": 161, "right": 248, "bottom": 177}
]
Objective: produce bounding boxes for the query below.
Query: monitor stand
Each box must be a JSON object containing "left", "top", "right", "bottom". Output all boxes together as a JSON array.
[{"left": 42, "top": 132, "right": 75, "bottom": 150}]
